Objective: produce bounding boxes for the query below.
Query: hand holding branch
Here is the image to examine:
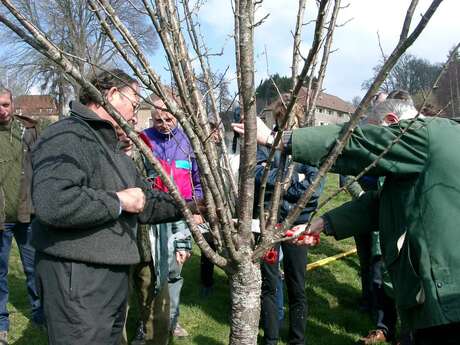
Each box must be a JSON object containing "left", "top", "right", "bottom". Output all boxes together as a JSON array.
[
  {"left": 116, "top": 188, "right": 146, "bottom": 213},
  {"left": 231, "top": 117, "right": 273, "bottom": 146},
  {"left": 284, "top": 218, "right": 325, "bottom": 246}
]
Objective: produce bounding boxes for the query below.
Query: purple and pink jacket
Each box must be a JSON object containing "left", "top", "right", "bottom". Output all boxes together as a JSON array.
[{"left": 140, "top": 126, "right": 202, "bottom": 201}]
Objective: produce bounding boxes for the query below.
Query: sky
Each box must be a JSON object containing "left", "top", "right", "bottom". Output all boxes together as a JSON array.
[{"left": 152, "top": 0, "right": 459, "bottom": 103}]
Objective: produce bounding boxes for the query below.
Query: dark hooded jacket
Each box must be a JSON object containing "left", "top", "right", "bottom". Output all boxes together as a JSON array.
[
  {"left": 254, "top": 146, "right": 323, "bottom": 225},
  {"left": 31, "top": 101, "right": 182, "bottom": 265}
]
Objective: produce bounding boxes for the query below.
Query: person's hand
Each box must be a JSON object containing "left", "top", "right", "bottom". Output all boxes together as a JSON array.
[
  {"left": 176, "top": 250, "right": 191, "bottom": 265},
  {"left": 116, "top": 188, "right": 146, "bottom": 213},
  {"left": 193, "top": 214, "right": 204, "bottom": 224},
  {"left": 292, "top": 218, "right": 324, "bottom": 246},
  {"left": 231, "top": 117, "right": 273, "bottom": 146}
]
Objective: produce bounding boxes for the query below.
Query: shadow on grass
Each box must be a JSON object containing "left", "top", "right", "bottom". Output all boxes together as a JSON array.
[
  {"left": 7, "top": 273, "right": 48, "bottom": 345},
  {"left": 7, "top": 272, "right": 32, "bottom": 318},
  {"left": 180, "top": 254, "right": 231, "bottom": 327},
  {"left": 192, "top": 334, "right": 227, "bottom": 345},
  {"left": 305, "top": 259, "right": 374, "bottom": 345},
  {"left": 305, "top": 319, "right": 363, "bottom": 345},
  {"left": 11, "top": 323, "right": 47, "bottom": 345}
]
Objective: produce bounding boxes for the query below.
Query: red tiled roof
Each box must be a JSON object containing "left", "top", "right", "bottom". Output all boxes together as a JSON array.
[{"left": 14, "top": 95, "right": 58, "bottom": 117}]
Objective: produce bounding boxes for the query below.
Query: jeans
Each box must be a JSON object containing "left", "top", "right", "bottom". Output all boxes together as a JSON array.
[
  {"left": 166, "top": 221, "right": 189, "bottom": 329},
  {"left": 0, "top": 222, "right": 42, "bottom": 331}
]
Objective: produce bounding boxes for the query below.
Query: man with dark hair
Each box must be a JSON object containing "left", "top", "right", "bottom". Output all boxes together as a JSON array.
[
  {"left": 31, "top": 69, "right": 190, "bottom": 345},
  {"left": 0, "top": 86, "right": 43, "bottom": 345}
]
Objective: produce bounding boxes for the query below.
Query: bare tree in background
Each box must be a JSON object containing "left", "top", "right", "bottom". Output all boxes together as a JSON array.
[
  {"left": 0, "top": 0, "right": 157, "bottom": 115},
  {"left": 0, "top": 66, "right": 26, "bottom": 95},
  {"left": 436, "top": 47, "right": 460, "bottom": 117},
  {"left": 362, "top": 53, "right": 442, "bottom": 96},
  {"left": 0, "top": 0, "right": 445, "bottom": 344}
]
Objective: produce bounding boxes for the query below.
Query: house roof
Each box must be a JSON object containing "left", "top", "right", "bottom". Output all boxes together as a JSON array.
[
  {"left": 265, "top": 87, "right": 355, "bottom": 114},
  {"left": 14, "top": 95, "right": 58, "bottom": 117}
]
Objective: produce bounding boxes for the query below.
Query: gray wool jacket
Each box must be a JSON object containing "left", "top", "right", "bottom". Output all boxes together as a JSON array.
[{"left": 31, "top": 102, "right": 182, "bottom": 265}]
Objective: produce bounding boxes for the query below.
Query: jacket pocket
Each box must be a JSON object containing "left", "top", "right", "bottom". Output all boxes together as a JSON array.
[
  {"left": 431, "top": 266, "right": 460, "bottom": 320},
  {"left": 385, "top": 234, "right": 424, "bottom": 310}
]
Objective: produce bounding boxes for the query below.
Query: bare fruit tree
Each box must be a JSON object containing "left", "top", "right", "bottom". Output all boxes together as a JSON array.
[{"left": 0, "top": 0, "right": 445, "bottom": 344}]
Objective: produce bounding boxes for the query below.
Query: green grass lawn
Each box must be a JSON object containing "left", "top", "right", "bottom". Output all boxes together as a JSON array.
[{"left": 6, "top": 174, "right": 390, "bottom": 344}]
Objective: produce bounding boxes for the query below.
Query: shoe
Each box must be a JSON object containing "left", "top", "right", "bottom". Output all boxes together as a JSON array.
[
  {"left": 172, "top": 323, "right": 189, "bottom": 337},
  {"left": 131, "top": 321, "right": 146, "bottom": 345},
  {"left": 0, "top": 331, "right": 7, "bottom": 345},
  {"left": 360, "top": 329, "right": 387, "bottom": 344}
]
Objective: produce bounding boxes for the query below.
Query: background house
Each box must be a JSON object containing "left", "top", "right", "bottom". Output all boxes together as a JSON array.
[
  {"left": 260, "top": 87, "right": 355, "bottom": 128},
  {"left": 14, "top": 95, "right": 59, "bottom": 123}
]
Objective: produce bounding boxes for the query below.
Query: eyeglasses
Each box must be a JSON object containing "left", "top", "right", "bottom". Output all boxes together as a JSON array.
[
  {"left": 118, "top": 89, "right": 140, "bottom": 115},
  {"left": 131, "top": 101, "right": 140, "bottom": 115}
]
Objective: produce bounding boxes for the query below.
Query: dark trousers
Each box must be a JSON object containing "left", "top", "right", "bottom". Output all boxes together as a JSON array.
[
  {"left": 0, "top": 223, "right": 42, "bottom": 331},
  {"left": 413, "top": 322, "right": 460, "bottom": 345},
  {"left": 371, "top": 258, "right": 397, "bottom": 338},
  {"left": 261, "top": 243, "right": 308, "bottom": 345},
  {"left": 354, "top": 233, "right": 373, "bottom": 310},
  {"left": 35, "top": 252, "right": 130, "bottom": 345},
  {"left": 200, "top": 232, "right": 215, "bottom": 288}
]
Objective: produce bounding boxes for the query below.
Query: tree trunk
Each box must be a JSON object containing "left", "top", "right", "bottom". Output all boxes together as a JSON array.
[{"left": 229, "top": 255, "right": 262, "bottom": 345}]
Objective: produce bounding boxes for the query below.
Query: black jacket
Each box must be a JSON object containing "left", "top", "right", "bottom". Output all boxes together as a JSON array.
[
  {"left": 31, "top": 102, "right": 182, "bottom": 265},
  {"left": 254, "top": 146, "right": 323, "bottom": 225}
]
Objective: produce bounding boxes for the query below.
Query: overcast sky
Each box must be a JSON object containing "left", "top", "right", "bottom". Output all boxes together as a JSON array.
[{"left": 153, "top": 0, "right": 459, "bottom": 103}]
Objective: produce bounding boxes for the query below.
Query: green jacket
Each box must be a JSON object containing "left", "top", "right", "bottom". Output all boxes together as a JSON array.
[
  {"left": 292, "top": 117, "right": 460, "bottom": 330},
  {"left": 0, "top": 115, "right": 39, "bottom": 229},
  {"left": 343, "top": 175, "right": 381, "bottom": 257}
]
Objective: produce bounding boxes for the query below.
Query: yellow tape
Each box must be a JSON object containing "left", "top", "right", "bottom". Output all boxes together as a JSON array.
[{"left": 307, "top": 247, "right": 357, "bottom": 271}]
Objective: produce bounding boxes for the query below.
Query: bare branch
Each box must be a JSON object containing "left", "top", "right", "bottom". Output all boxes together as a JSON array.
[
  {"left": 291, "top": 0, "right": 307, "bottom": 87},
  {"left": 252, "top": 13, "right": 269, "bottom": 28},
  {"left": 400, "top": 0, "right": 419, "bottom": 41},
  {"left": 253, "top": 0, "right": 444, "bottom": 260}
]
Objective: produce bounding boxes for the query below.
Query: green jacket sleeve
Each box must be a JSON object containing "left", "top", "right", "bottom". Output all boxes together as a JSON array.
[
  {"left": 344, "top": 175, "right": 363, "bottom": 199},
  {"left": 324, "top": 191, "right": 379, "bottom": 240},
  {"left": 292, "top": 121, "right": 429, "bottom": 176}
]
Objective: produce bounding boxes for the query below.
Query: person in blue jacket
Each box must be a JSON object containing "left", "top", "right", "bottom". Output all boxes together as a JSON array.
[{"left": 254, "top": 94, "right": 323, "bottom": 345}]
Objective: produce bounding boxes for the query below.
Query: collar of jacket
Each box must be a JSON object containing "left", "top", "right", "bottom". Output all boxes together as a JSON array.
[
  {"left": 149, "top": 126, "right": 179, "bottom": 140},
  {"left": 14, "top": 114, "right": 37, "bottom": 128},
  {"left": 69, "top": 101, "right": 122, "bottom": 151}
]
